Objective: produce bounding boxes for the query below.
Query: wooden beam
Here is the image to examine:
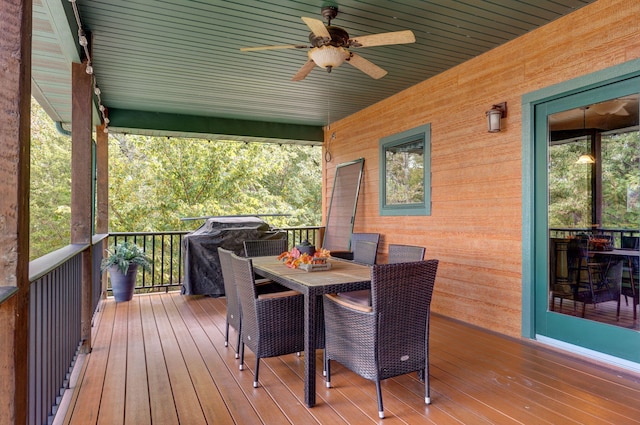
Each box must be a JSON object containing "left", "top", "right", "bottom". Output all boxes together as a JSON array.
[
  {"left": 72, "top": 61, "right": 94, "bottom": 352},
  {"left": 0, "top": 0, "right": 32, "bottom": 423},
  {"left": 107, "top": 108, "right": 324, "bottom": 143}
]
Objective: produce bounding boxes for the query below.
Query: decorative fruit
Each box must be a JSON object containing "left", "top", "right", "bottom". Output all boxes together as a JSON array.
[{"left": 278, "top": 246, "right": 330, "bottom": 269}]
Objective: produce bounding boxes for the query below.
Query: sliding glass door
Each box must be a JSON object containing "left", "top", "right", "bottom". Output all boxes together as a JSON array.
[{"left": 534, "top": 76, "right": 640, "bottom": 363}]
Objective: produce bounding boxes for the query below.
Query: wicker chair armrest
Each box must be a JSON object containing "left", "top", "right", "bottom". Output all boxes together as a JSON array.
[
  {"left": 325, "top": 293, "right": 372, "bottom": 313},
  {"left": 257, "top": 290, "right": 300, "bottom": 300}
]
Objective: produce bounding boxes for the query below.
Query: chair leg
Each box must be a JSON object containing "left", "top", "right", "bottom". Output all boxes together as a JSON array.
[
  {"left": 225, "top": 322, "right": 229, "bottom": 347},
  {"left": 425, "top": 364, "right": 431, "bottom": 405},
  {"left": 375, "top": 380, "right": 384, "bottom": 419},
  {"left": 323, "top": 349, "right": 327, "bottom": 376},
  {"left": 254, "top": 358, "right": 260, "bottom": 388},
  {"left": 325, "top": 359, "right": 331, "bottom": 388},
  {"left": 239, "top": 342, "right": 245, "bottom": 371},
  {"left": 235, "top": 331, "right": 241, "bottom": 359}
]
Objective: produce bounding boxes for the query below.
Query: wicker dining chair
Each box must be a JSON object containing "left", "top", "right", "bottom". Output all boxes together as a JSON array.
[
  {"left": 217, "top": 247, "right": 243, "bottom": 358},
  {"left": 352, "top": 240, "right": 378, "bottom": 265},
  {"left": 388, "top": 244, "right": 425, "bottom": 263},
  {"left": 337, "top": 243, "right": 426, "bottom": 307},
  {"left": 230, "top": 252, "right": 304, "bottom": 388},
  {"left": 323, "top": 260, "right": 439, "bottom": 419},
  {"left": 243, "top": 238, "right": 288, "bottom": 257},
  {"left": 331, "top": 232, "right": 380, "bottom": 261}
]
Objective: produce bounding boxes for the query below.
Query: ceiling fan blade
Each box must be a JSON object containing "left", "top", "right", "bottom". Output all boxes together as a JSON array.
[
  {"left": 292, "top": 60, "right": 316, "bottom": 81},
  {"left": 349, "top": 30, "right": 416, "bottom": 48},
  {"left": 347, "top": 53, "right": 387, "bottom": 79},
  {"left": 301, "top": 17, "right": 331, "bottom": 39},
  {"left": 240, "top": 44, "right": 308, "bottom": 52}
]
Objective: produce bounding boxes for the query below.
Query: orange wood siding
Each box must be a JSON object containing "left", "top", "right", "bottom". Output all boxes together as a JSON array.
[{"left": 322, "top": 0, "right": 640, "bottom": 337}]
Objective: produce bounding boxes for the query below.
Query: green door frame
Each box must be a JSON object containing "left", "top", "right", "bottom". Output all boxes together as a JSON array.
[{"left": 522, "top": 59, "right": 640, "bottom": 367}]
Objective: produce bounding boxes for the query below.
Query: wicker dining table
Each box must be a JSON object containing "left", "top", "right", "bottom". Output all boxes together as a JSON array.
[{"left": 251, "top": 256, "right": 372, "bottom": 407}]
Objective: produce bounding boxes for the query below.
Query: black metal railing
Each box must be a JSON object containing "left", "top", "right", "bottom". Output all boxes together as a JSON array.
[
  {"left": 28, "top": 244, "right": 85, "bottom": 425},
  {"left": 106, "top": 226, "right": 323, "bottom": 294},
  {"left": 24, "top": 225, "right": 321, "bottom": 424}
]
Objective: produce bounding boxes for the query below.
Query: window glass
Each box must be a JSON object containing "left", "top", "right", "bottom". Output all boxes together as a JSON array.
[{"left": 379, "top": 124, "right": 431, "bottom": 216}]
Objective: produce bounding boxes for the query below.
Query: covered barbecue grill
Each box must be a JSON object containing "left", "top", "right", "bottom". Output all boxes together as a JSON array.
[{"left": 181, "top": 216, "right": 286, "bottom": 296}]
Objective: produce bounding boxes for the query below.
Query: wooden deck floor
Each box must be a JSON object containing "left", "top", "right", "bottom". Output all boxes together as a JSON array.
[{"left": 56, "top": 292, "right": 640, "bottom": 425}]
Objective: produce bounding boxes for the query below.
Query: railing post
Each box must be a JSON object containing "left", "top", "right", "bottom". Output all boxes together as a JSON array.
[{"left": 0, "top": 0, "right": 32, "bottom": 422}]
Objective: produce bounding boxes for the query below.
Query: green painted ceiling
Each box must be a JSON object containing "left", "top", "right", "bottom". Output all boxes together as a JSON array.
[{"left": 31, "top": 0, "right": 596, "bottom": 145}]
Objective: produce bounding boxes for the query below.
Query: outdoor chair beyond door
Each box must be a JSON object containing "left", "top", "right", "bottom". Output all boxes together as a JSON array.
[
  {"left": 323, "top": 260, "right": 439, "bottom": 419},
  {"left": 575, "top": 258, "right": 623, "bottom": 319},
  {"left": 620, "top": 235, "right": 639, "bottom": 320},
  {"left": 621, "top": 266, "right": 639, "bottom": 320},
  {"left": 230, "top": 252, "right": 304, "bottom": 388}
]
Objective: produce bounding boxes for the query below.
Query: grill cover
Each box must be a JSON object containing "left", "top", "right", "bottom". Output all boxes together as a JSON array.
[{"left": 181, "top": 217, "right": 285, "bottom": 296}]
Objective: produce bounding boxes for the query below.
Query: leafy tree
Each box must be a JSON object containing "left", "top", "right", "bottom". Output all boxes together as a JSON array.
[
  {"left": 549, "top": 131, "right": 640, "bottom": 230},
  {"left": 30, "top": 98, "right": 72, "bottom": 259},
  {"left": 30, "top": 99, "right": 322, "bottom": 259},
  {"left": 108, "top": 135, "right": 322, "bottom": 232}
]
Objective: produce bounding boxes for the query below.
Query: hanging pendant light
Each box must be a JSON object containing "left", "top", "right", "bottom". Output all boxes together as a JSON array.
[
  {"left": 576, "top": 154, "right": 595, "bottom": 164},
  {"left": 576, "top": 107, "right": 594, "bottom": 164}
]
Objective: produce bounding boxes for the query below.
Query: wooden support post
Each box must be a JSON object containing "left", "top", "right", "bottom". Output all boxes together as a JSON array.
[
  {"left": 96, "top": 124, "right": 109, "bottom": 234},
  {"left": 0, "top": 0, "right": 32, "bottom": 423},
  {"left": 72, "top": 61, "right": 94, "bottom": 353},
  {"left": 96, "top": 124, "right": 109, "bottom": 297}
]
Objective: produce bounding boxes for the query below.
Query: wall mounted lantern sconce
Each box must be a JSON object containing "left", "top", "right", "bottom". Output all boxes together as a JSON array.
[{"left": 486, "top": 102, "right": 507, "bottom": 133}]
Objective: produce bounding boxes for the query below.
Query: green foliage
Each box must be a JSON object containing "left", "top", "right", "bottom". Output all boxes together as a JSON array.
[
  {"left": 549, "top": 131, "right": 640, "bottom": 229},
  {"left": 29, "top": 98, "right": 72, "bottom": 260},
  {"left": 108, "top": 135, "right": 322, "bottom": 232},
  {"left": 29, "top": 99, "right": 322, "bottom": 260},
  {"left": 100, "top": 241, "right": 152, "bottom": 274}
]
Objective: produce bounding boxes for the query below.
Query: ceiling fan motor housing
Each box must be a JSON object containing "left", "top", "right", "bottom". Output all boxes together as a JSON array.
[{"left": 309, "top": 26, "right": 350, "bottom": 48}]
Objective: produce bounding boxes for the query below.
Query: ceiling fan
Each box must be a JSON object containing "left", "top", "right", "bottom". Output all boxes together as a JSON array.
[{"left": 240, "top": 6, "right": 416, "bottom": 81}]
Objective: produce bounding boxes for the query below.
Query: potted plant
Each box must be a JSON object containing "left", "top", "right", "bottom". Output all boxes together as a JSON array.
[{"left": 101, "top": 241, "right": 152, "bottom": 302}]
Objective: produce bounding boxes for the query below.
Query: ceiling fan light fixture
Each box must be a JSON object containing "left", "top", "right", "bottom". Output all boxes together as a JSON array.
[{"left": 308, "top": 46, "right": 349, "bottom": 70}]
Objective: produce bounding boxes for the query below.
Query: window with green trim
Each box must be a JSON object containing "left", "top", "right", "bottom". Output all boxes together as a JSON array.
[{"left": 379, "top": 123, "right": 431, "bottom": 216}]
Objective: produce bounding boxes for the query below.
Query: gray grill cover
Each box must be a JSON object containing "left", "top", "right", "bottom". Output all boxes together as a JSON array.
[{"left": 181, "top": 217, "right": 285, "bottom": 296}]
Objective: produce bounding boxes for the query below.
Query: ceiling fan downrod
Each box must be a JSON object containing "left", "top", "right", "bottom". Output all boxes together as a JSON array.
[{"left": 321, "top": 6, "right": 338, "bottom": 26}]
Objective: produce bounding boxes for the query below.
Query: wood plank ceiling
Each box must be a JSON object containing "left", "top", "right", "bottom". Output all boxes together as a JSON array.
[{"left": 31, "top": 0, "right": 597, "bottom": 145}]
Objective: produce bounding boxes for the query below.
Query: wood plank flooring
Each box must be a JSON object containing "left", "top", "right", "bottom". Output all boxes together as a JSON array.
[{"left": 56, "top": 292, "right": 640, "bottom": 424}]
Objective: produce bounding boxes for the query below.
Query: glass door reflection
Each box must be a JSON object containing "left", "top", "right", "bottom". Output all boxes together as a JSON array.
[{"left": 548, "top": 94, "right": 640, "bottom": 330}]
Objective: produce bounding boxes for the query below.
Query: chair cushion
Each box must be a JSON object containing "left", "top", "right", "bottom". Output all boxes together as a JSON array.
[
  {"left": 257, "top": 290, "right": 301, "bottom": 300},
  {"left": 334, "top": 289, "right": 371, "bottom": 307},
  {"left": 326, "top": 293, "right": 372, "bottom": 313}
]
